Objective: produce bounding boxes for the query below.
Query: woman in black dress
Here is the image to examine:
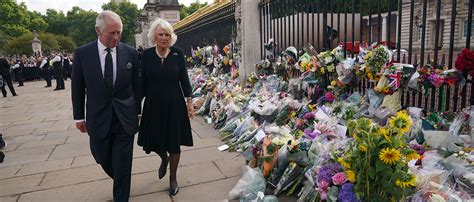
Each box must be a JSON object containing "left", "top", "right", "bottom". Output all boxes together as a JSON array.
[{"left": 138, "top": 18, "right": 194, "bottom": 196}]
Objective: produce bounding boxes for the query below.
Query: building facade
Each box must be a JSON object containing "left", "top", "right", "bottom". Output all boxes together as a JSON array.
[
  {"left": 400, "top": 0, "right": 473, "bottom": 57},
  {"left": 135, "top": 0, "right": 182, "bottom": 48}
]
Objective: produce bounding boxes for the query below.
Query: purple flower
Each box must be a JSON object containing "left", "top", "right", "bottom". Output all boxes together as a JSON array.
[
  {"left": 338, "top": 183, "right": 359, "bottom": 202},
  {"left": 303, "top": 129, "right": 320, "bottom": 139},
  {"left": 304, "top": 112, "right": 315, "bottom": 120},
  {"left": 429, "top": 73, "right": 444, "bottom": 87},
  {"left": 317, "top": 163, "right": 342, "bottom": 184}
]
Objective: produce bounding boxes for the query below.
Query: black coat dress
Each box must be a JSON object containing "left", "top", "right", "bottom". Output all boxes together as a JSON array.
[{"left": 138, "top": 47, "right": 193, "bottom": 154}]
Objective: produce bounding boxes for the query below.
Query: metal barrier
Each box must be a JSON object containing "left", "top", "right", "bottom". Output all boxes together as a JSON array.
[{"left": 259, "top": 0, "right": 473, "bottom": 111}]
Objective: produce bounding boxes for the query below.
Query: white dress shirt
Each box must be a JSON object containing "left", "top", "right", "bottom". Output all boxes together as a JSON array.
[
  {"left": 51, "top": 55, "right": 62, "bottom": 63},
  {"left": 40, "top": 59, "right": 47, "bottom": 68},
  {"left": 97, "top": 39, "right": 117, "bottom": 85}
]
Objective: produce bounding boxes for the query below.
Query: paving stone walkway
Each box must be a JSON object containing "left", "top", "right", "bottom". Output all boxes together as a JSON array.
[{"left": 0, "top": 80, "right": 246, "bottom": 201}]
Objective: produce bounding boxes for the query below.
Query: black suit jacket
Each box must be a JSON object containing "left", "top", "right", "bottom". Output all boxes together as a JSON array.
[
  {"left": 0, "top": 58, "right": 10, "bottom": 77},
  {"left": 72, "top": 41, "right": 141, "bottom": 139}
]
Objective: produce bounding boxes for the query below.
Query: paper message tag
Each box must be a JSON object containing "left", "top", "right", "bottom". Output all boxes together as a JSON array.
[
  {"left": 217, "top": 144, "right": 229, "bottom": 151},
  {"left": 255, "top": 129, "right": 266, "bottom": 141}
]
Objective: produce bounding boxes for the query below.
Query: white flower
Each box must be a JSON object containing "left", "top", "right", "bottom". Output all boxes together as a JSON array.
[{"left": 429, "top": 194, "right": 446, "bottom": 202}]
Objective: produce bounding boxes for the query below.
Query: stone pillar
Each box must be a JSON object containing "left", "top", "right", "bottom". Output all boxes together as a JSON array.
[
  {"left": 381, "top": 15, "right": 387, "bottom": 42},
  {"left": 238, "top": 0, "right": 261, "bottom": 78}
]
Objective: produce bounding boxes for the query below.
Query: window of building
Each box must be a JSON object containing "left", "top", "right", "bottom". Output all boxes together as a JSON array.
[
  {"left": 464, "top": 20, "right": 474, "bottom": 38},
  {"left": 416, "top": 26, "right": 423, "bottom": 41}
]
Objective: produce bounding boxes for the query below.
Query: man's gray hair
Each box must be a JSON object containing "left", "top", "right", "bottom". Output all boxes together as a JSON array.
[{"left": 95, "top": 10, "right": 123, "bottom": 32}]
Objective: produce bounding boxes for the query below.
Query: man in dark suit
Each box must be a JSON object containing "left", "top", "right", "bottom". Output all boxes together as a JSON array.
[
  {"left": 40, "top": 56, "right": 52, "bottom": 87},
  {"left": 52, "top": 52, "right": 65, "bottom": 90},
  {"left": 71, "top": 10, "right": 141, "bottom": 201},
  {"left": 0, "top": 56, "right": 17, "bottom": 97}
]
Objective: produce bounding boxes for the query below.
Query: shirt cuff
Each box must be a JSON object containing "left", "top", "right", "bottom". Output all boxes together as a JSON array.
[{"left": 74, "top": 119, "right": 85, "bottom": 123}]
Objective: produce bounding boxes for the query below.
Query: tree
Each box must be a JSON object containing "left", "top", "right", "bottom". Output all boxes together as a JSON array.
[
  {"left": 0, "top": 31, "right": 11, "bottom": 54},
  {"left": 29, "top": 17, "right": 48, "bottom": 33},
  {"left": 0, "top": 0, "right": 31, "bottom": 37},
  {"left": 101, "top": 2, "right": 140, "bottom": 46},
  {"left": 180, "top": 1, "right": 208, "bottom": 19},
  {"left": 5, "top": 32, "right": 66, "bottom": 55},
  {"left": 55, "top": 35, "right": 76, "bottom": 53},
  {"left": 44, "top": 9, "right": 69, "bottom": 36},
  {"left": 66, "top": 7, "right": 99, "bottom": 47}
]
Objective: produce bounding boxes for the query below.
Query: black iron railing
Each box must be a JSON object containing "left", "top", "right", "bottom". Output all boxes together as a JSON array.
[{"left": 259, "top": 0, "right": 473, "bottom": 112}]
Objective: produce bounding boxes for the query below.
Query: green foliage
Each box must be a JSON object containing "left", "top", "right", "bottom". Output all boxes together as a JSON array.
[
  {"left": 0, "top": 31, "right": 11, "bottom": 54},
  {"left": 0, "top": 0, "right": 30, "bottom": 37},
  {"left": 102, "top": 2, "right": 140, "bottom": 46},
  {"left": 5, "top": 32, "right": 75, "bottom": 55},
  {"left": 5, "top": 33, "right": 35, "bottom": 55},
  {"left": 343, "top": 117, "right": 417, "bottom": 201},
  {"left": 66, "top": 6, "right": 99, "bottom": 47},
  {"left": 55, "top": 35, "right": 76, "bottom": 53},
  {"left": 29, "top": 17, "right": 48, "bottom": 33},
  {"left": 180, "top": 1, "right": 208, "bottom": 19},
  {"left": 44, "top": 9, "right": 69, "bottom": 36}
]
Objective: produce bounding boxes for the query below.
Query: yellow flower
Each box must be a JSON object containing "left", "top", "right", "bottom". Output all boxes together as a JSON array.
[
  {"left": 380, "top": 127, "right": 391, "bottom": 143},
  {"left": 338, "top": 157, "right": 351, "bottom": 169},
  {"left": 346, "top": 170, "right": 356, "bottom": 182},
  {"left": 352, "top": 133, "right": 360, "bottom": 141},
  {"left": 389, "top": 111, "right": 412, "bottom": 134},
  {"left": 331, "top": 80, "right": 337, "bottom": 86},
  {"left": 359, "top": 144, "right": 367, "bottom": 152},
  {"left": 406, "top": 152, "right": 420, "bottom": 161},
  {"left": 379, "top": 148, "right": 401, "bottom": 164},
  {"left": 395, "top": 175, "right": 417, "bottom": 188}
]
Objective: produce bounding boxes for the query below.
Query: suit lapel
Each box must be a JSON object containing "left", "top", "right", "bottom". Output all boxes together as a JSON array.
[
  {"left": 115, "top": 44, "right": 127, "bottom": 90},
  {"left": 91, "top": 41, "right": 107, "bottom": 89}
]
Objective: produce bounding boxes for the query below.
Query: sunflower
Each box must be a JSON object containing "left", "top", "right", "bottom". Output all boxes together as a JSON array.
[
  {"left": 352, "top": 133, "right": 360, "bottom": 141},
  {"left": 389, "top": 111, "right": 412, "bottom": 134},
  {"left": 380, "top": 127, "right": 391, "bottom": 143},
  {"left": 338, "top": 157, "right": 351, "bottom": 169},
  {"left": 379, "top": 148, "right": 401, "bottom": 164},
  {"left": 395, "top": 175, "right": 416, "bottom": 188},
  {"left": 359, "top": 144, "right": 367, "bottom": 152},
  {"left": 406, "top": 152, "right": 420, "bottom": 161},
  {"left": 346, "top": 170, "right": 356, "bottom": 182}
]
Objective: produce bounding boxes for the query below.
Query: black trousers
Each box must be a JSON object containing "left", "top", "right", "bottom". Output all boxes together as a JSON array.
[
  {"left": 89, "top": 111, "right": 134, "bottom": 202},
  {"left": 1, "top": 75, "right": 16, "bottom": 97},
  {"left": 43, "top": 69, "right": 51, "bottom": 87},
  {"left": 54, "top": 68, "right": 64, "bottom": 89},
  {"left": 15, "top": 71, "right": 23, "bottom": 86}
]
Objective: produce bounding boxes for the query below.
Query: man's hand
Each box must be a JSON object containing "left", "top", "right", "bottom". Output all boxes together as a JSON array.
[{"left": 76, "top": 121, "right": 87, "bottom": 133}]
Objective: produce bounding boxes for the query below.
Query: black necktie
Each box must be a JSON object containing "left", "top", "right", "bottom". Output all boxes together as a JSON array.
[{"left": 104, "top": 48, "right": 113, "bottom": 89}]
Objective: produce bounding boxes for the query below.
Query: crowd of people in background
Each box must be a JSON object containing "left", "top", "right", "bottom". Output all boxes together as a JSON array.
[{"left": 0, "top": 52, "right": 74, "bottom": 97}]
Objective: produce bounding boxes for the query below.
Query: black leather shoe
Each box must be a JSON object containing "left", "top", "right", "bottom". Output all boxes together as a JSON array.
[{"left": 0, "top": 151, "right": 4, "bottom": 163}]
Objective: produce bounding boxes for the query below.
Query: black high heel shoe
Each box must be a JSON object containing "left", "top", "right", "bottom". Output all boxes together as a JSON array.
[
  {"left": 158, "top": 159, "right": 168, "bottom": 179},
  {"left": 169, "top": 185, "right": 179, "bottom": 196}
]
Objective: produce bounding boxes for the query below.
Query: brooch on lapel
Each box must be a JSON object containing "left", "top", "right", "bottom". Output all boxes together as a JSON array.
[
  {"left": 125, "top": 62, "right": 133, "bottom": 69},
  {"left": 173, "top": 52, "right": 179, "bottom": 56}
]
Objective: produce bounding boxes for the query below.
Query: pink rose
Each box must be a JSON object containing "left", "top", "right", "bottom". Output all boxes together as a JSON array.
[
  {"left": 318, "top": 180, "right": 330, "bottom": 191},
  {"left": 332, "top": 172, "right": 347, "bottom": 185}
]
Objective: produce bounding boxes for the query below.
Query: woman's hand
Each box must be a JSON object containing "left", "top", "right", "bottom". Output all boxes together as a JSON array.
[{"left": 187, "top": 103, "right": 195, "bottom": 119}]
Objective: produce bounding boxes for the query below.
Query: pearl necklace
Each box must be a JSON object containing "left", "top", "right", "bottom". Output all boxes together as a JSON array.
[{"left": 156, "top": 48, "right": 170, "bottom": 64}]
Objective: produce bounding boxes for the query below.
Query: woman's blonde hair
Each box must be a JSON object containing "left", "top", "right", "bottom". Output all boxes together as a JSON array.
[{"left": 147, "top": 18, "right": 177, "bottom": 47}]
